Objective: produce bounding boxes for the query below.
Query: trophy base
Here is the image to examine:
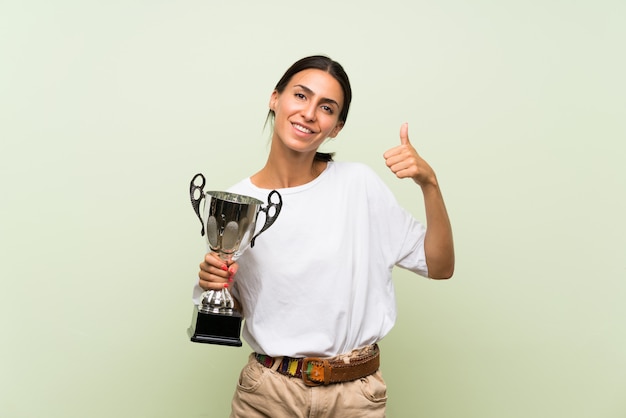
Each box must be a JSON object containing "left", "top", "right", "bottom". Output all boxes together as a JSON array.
[{"left": 187, "top": 305, "right": 243, "bottom": 347}]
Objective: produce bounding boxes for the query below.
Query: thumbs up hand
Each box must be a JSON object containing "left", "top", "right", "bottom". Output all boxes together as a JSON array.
[{"left": 383, "top": 123, "right": 437, "bottom": 187}]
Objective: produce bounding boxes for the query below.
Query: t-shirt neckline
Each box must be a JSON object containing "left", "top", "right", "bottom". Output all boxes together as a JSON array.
[{"left": 246, "top": 161, "right": 334, "bottom": 194}]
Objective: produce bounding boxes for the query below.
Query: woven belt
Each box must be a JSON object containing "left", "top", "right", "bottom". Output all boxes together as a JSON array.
[{"left": 255, "top": 344, "right": 380, "bottom": 386}]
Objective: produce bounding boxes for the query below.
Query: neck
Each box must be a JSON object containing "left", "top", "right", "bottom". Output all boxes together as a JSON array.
[{"left": 252, "top": 146, "right": 327, "bottom": 189}]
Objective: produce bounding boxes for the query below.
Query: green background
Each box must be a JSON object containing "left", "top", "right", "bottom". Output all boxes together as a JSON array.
[{"left": 1, "top": 1, "right": 625, "bottom": 417}]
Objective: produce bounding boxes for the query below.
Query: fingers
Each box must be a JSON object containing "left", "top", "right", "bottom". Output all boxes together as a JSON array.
[
  {"left": 384, "top": 122, "right": 434, "bottom": 184},
  {"left": 383, "top": 123, "right": 412, "bottom": 160},
  {"left": 198, "top": 252, "right": 237, "bottom": 291},
  {"left": 384, "top": 123, "right": 416, "bottom": 172},
  {"left": 387, "top": 155, "right": 420, "bottom": 180},
  {"left": 227, "top": 262, "right": 239, "bottom": 276},
  {"left": 400, "top": 122, "right": 410, "bottom": 145}
]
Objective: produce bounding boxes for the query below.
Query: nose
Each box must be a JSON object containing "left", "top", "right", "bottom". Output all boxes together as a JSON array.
[{"left": 301, "top": 102, "right": 316, "bottom": 122}]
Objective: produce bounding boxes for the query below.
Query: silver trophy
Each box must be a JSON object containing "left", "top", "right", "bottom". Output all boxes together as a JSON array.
[{"left": 188, "top": 173, "right": 282, "bottom": 346}]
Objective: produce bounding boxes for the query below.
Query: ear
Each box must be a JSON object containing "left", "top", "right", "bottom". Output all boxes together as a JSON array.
[
  {"left": 329, "top": 121, "right": 344, "bottom": 139},
  {"left": 269, "top": 90, "right": 278, "bottom": 111}
]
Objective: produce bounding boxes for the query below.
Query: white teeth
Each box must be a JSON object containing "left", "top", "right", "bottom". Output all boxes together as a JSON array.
[{"left": 293, "top": 124, "right": 313, "bottom": 134}]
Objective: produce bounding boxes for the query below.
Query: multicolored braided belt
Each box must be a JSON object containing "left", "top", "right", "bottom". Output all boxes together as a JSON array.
[{"left": 254, "top": 344, "right": 380, "bottom": 386}]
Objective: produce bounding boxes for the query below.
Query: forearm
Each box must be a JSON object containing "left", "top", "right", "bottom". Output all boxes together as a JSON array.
[{"left": 421, "top": 181, "right": 455, "bottom": 279}]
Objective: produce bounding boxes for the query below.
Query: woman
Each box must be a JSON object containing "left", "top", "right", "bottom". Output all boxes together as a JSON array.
[{"left": 194, "top": 55, "right": 454, "bottom": 417}]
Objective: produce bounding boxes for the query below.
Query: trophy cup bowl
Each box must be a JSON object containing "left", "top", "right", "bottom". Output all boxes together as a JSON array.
[{"left": 188, "top": 173, "right": 282, "bottom": 347}]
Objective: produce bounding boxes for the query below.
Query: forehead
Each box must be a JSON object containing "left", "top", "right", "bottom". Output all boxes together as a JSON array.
[{"left": 287, "top": 69, "right": 344, "bottom": 106}]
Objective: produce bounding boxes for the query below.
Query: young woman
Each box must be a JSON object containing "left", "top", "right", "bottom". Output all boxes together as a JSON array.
[{"left": 194, "top": 55, "right": 454, "bottom": 417}]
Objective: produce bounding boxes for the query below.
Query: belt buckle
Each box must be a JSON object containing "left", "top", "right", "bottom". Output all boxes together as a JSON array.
[{"left": 301, "top": 357, "right": 329, "bottom": 386}]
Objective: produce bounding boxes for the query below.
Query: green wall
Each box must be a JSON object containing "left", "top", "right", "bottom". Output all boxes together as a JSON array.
[{"left": 1, "top": 1, "right": 625, "bottom": 417}]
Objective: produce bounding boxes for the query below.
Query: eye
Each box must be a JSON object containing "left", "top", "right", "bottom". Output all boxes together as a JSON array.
[
  {"left": 295, "top": 93, "right": 306, "bottom": 100},
  {"left": 321, "top": 105, "right": 334, "bottom": 114}
]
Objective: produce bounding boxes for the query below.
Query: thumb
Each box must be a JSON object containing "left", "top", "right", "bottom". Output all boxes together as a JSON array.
[{"left": 399, "top": 122, "right": 410, "bottom": 145}]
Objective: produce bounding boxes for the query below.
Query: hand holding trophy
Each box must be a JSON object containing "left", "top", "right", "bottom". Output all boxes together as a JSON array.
[{"left": 188, "top": 173, "right": 282, "bottom": 346}]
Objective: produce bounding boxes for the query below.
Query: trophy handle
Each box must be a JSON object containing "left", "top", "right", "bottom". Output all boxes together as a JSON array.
[
  {"left": 250, "top": 190, "right": 282, "bottom": 248},
  {"left": 190, "top": 173, "right": 206, "bottom": 236}
]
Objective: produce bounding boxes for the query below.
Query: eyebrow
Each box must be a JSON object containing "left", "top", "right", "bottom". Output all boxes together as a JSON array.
[{"left": 293, "top": 84, "right": 341, "bottom": 109}]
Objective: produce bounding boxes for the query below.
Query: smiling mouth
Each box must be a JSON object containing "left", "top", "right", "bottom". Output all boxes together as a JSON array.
[{"left": 292, "top": 123, "right": 314, "bottom": 134}]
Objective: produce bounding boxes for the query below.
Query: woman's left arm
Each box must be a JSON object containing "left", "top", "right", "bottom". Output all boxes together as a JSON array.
[{"left": 383, "top": 123, "right": 455, "bottom": 279}]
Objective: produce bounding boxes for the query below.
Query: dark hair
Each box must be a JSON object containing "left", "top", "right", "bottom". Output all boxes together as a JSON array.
[{"left": 266, "top": 55, "right": 352, "bottom": 162}]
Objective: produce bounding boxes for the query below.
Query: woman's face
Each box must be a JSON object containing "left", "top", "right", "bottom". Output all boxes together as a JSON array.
[{"left": 270, "top": 68, "right": 344, "bottom": 156}]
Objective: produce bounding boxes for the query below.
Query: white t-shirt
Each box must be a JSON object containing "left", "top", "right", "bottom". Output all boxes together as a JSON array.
[{"left": 192, "top": 161, "right": 428, "bottom": 357}]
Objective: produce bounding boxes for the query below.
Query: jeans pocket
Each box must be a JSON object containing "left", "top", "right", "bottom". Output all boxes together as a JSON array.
[
  {"left": 360, "top": 371, "right": 388, "bottom": 404},
  {"left": 236, "top": 359, "right": 267, "bottom": 393}
]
